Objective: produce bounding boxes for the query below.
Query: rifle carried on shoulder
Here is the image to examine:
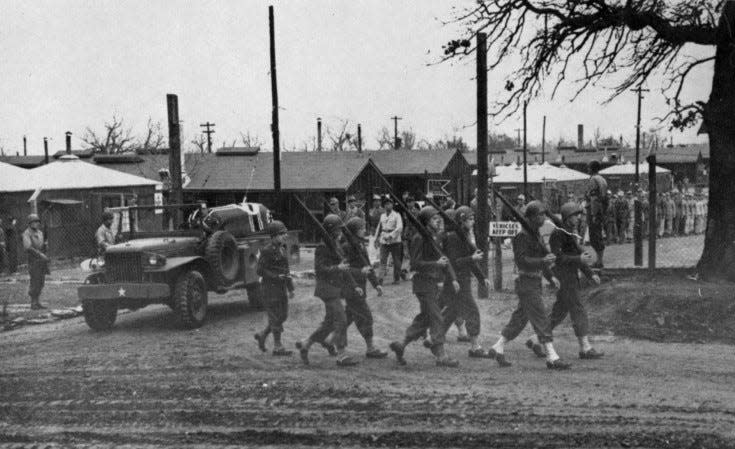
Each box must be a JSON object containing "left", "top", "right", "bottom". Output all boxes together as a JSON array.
[
  {"left": 293, "top": 195, "right": 360, "bottom": 293},
  {"left": 371, "top": 172, "right": 459, "bottom": 290},
  {"left": 491, "top": 188, "right": 550, "bottom": 256},
  {"left": 424, "top": 197, "right": 486, "bottom": 283}
]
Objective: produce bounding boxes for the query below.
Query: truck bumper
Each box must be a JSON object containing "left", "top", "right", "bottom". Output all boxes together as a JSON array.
[{"left": 78, "top": 283, "right": 170, "bottom": 301}]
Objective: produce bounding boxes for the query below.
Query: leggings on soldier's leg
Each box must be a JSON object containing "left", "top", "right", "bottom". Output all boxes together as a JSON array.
[{"left": 501, "top": 278, "right": 552, "bottom": 344}]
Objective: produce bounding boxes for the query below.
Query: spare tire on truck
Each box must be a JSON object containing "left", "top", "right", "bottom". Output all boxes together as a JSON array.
[{"left": 205, "top": 230, "right": 240, "bottom": 286}]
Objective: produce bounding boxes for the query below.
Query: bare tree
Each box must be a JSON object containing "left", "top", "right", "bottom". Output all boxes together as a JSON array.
[
  {"left": 400, "top": 129, "right": 417, "bottom": 150},
  {"left": 444, "top": 1, "right": 735, "bottom": 280},
  {"left": 326, "top": 119, "right": 352, "bottom": 151},
  {"left": 240, "top": 132, "right": 264, "bottom": 148},
  {"left": 135, "top": 118, "right": 166, "bottom": 153},
  {"left": 376, "top": 127, "right": 393, "bottom": 150},
  {"left": 82, "top": 115, "right": 135, "bottom": 154},
  {"left": 190, "top": 134, "right": 207, "bottom": 154}
]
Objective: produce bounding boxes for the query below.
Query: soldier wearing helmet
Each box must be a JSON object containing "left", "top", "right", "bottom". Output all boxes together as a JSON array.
[
  {"left": 438, "top": 205, "right": 494, "bottom": 359},
  {"left": 490, "top": 200, "right": 572, "bottom": 370},
  {"left": 22, "top": 213, "right": 49, "bottom": 310},
  {"left": 389, "top": 205, "right": 460, "bottom": 368},
  {"left": 95, "top": 210, "right": 117, "bottom": 256},
  {"left": 542, "top": 202, "right": 604, "bottom": 361},
  {"left": 297, "top": 214, "right": 362, "bottom": 367},
  {"left": 337, "top": 216, "right": 388, "bottom": 359},
  {"left": 254, "top": 220, "right": 296, "bottom": 357}
]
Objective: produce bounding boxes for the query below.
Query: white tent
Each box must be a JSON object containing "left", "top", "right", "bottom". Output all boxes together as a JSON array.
[
  {"left": 473, "top": 161, "right": 588, "bottom": 183},
  {"left": 8, "top": 155, "right": 160, "bottom": 192},
  {"left": 0, "top": 161, "right": 30, "bottom": 192},
  {"left": 599, "top": 161, "right": 670, "bottom": 175}
]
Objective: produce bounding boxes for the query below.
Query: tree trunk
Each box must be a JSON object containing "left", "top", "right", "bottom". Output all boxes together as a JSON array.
[{"left": 697, "top": 2, "right": 735, "bottom": 280}]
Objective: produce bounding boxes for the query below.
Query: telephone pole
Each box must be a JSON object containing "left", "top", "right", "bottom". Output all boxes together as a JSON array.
[
  {"left": 632, "top": 86, "right": 649, "bottom": 267},
  {"left": 269, "top": 5, "right": 282, "bottom": 215},
  {"left": 522, "top": 101, "right": 528, "bottom": 198},
  {"left": 391, "top": 116, "right": 402, "bottom": 149},
  {"left": 199, "top": 122, "right": 215, "bottom": 153},
  {"left": 476, "top": 32, "right": 490, "bottom": 298},
  {"left": 541, "top": 116, "right": 546, "bottom": 164}
]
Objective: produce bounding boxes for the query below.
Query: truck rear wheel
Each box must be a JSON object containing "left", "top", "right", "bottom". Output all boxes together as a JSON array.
[
  {"left": 174, "top": 270, "right": 208, "bottom": 329},
  {"left": 205, "top": 230, "right": 240, "bottom": 287},
  {"left": 82, "top": 300, "right": 117, "bottom": 331}
]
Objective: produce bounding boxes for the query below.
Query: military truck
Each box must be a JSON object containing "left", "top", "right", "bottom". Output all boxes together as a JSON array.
[{"left": 77, "top": 202, "right": 299, "bottom": 331}]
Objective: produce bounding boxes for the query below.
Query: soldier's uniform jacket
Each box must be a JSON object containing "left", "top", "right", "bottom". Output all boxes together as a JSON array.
[
  {"left": 22, "top": 228, "right": 46, "bottom": 264},
  {"left": 549, "top": 228, "right": 594, "bottom": 288},
  {"left": 585, "top": 174, "right": 608, "bottom": 217},
  {"left": 443, "top": 230, "right": 484, "bottom": 282},
  {"left": 314, "top": 241, "right": 350, "bottom": 299},
  {"left": 340, "top": 238, "right": 379, "bottom": 293},
  {"left": 513, "top": 229, "right": 553, "bottom": 281},
  {"left": 257, "top": 242, "right": 295, "bottom": 293},
  {"left": 410, "top": 232, "right": 446, "bottom": 293}
]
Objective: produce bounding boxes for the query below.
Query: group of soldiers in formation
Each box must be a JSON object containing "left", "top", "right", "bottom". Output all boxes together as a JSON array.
[{"left": 253, "top": 189, "right": 604, "bottom": 370}]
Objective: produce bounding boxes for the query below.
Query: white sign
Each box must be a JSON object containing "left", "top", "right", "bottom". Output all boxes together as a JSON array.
[
  {"left": 427, "top": 179, "right": 451, "bottom": 196},
  {"left": 489, "top": 221, "right": 522, "bottom": 237}
]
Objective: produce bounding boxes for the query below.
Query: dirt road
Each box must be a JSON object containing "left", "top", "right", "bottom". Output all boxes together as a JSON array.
[{"left": 1, "top": 278, "right": 734, "bottom": 448}]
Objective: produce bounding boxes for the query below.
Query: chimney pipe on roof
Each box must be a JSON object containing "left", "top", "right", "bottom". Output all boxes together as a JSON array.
[
  {"left": 317, "top": 118, "right": 322, "bottom": 152},
  {"left": 65, "top": 131, "right": 72, "bottom": 155},
  {"left": 43, "top": 138, "right": 49, "bottom": 164},
  {"left": 577, "top": 124, "right": 584, "bottom": 150},
  {"left": 357, "top": 124, "right": 362, "bottom": 152},
  {"left": 23, "top": 135, "right": 27, "bottom": 156}
]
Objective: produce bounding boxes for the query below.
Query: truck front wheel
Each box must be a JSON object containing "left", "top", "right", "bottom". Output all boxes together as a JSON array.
[
  {"left": 82, "top": 300, "right": 117, "bottom": 331},
  {"left": 173, "top": 270, "right": 208, "bottom": 329}
]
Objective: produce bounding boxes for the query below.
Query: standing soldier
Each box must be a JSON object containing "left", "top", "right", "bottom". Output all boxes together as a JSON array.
[
  {"left": 489, "top": 201, "right": 571, "bottom": 370},
  {"left": 340, "top": 217, "right": 387, "bottom": 359},
  {"left": 22, "top": 214, "right": 49, "bottom": 310},
  {"left": 327, "top": 197, "right": 346, "bottom": 222},
  {"left": 367, "top": 195, "right": 383, "bottom": 235},
  {"left": 344, "top": 195, "right": 365, "bottom": 222},
  {"left": 0, "top": 217, "right": 6, "bottom": 274},
  {"left": 95, "top": 211, "right": 117, "bottom": 256},
  {"left": 605, "top": 191, "right": 617, "bottom": 245},
  {"left": 254, "top": 220, "right": 295, "bottom": 356},
  {"left": 585, "top": 161, "right": 608, "bottom": 268},
  {"left": 664, "top": 192, "right": 675, "bottom": 237},
  {"left": 440, "top": 206, "right": 494, "bottom": 358},
  {"left": 657, "top": 193, "right": 666, "bottom": 238},
  {"left": 389, "top": 206, "right": 460, "bottom": 368},
  {"left": 545, "top": 202, "right": 603, "bottom": 359},
  {"left": 673, "top": 189, "right": 684, "bottom": 236},
  {"left": 296, "top": 214, "right": 361, "bottom": 367},
  {"left": 625, "top": 191, "right": 635, "bottom": 242},
  {"left": 373, "top": 197, "right": 403, "bottom": 285},
  {"left": 614, "top": 191, "right": 629, "bottom": 244}
]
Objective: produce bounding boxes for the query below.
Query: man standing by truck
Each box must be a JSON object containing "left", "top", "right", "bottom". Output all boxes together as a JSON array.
[{"left": 22, "top": 214, "right": 49, "bottom": 310}]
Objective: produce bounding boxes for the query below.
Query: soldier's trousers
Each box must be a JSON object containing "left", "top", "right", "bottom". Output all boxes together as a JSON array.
[
  {"left": 379, "top": 243, "right": 403, "bottom": 282},
  {"left": 549, "top": 287, "right": 588, "bottom": 338},
  {"left": 501, "top": 277, "right": 553, "bottom": 344},
  {"left": 28, "top": 262, "right": 46, "bottom": 300},
  {"left": 309, "top": 297, "right": 348, "bottom": 350},
  {"left": 441, "top": 279, "right": 480, "bottom": 337},
  {"left": 344, "top": 285, "right": 374, "bottom": 341},
  {"left": 405, "top": 286, "right": 445, "bottom": 347},
  {"left": 262, "top": 285, "right": 288, "bottom": 334}
]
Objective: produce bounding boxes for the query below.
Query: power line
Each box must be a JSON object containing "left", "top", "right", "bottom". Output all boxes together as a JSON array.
[{"left": 199, "top": 122, "right": 216, "bottom": 153}]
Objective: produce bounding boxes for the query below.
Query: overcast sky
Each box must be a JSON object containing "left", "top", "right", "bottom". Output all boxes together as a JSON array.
[{"left": 0, "top": 0, "right": 713, "bottom": 156}]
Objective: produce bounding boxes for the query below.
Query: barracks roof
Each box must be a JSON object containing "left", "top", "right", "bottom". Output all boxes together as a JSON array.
[{"left": 363, "top": 148, "right": 463, "bottom": 175}]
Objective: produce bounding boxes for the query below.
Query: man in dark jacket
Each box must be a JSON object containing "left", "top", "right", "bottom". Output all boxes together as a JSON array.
[{"left": 254, "top": 220, "right": 295, "bottom": 356}]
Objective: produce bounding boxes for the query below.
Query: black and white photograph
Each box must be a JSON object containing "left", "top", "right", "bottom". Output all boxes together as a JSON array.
[{"left": 0, "top": 1, "right": 732, "bottom": 447}]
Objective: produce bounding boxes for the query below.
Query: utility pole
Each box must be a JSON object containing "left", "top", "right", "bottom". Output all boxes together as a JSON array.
[
  {"left": 391, "top": 116, "right": 402, "bottom": 149},
  {"left": 166, "top": 94, "right": 183, "bottom": 227},
  {"left": 357, "top": 124, "right": 362, "bottom": 153},
  {"left": 199, "top": 122, "right": 215, "bottom": 153},
  {"left": 43, "top": 137, "right": 49, "bottom": 164},
  {"left": 317, "top": 118, "right": 322, "bottom": 151},
  {"left": 522, "top": 101, "right": 528, "bottom": 198},
  {"left": 632, "top": 86, "right": 649, "bottom": 267},
  {"left": 541, "top": 116, "right": 546, "bottom": 164},
  {"left": 269, "top": 5, "right": 282, "bottom": 215},
  {"left": 476, "top": 32, "right": 490, "bottom": 298}
]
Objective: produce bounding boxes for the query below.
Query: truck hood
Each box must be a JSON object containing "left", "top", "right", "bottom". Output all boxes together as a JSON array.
[{"left": 106, "top": 237, "right": 202, "bottom": 257}]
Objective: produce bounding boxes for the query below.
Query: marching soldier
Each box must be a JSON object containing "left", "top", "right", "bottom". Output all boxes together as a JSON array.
[
  {"left": 440, "top": 206, "right": 494, "bottom": 358},
  {"left": 296, "top": 214, "right": 361, "bottom": 367},
  {"left": 254, "top": 220, "right": 295, "bottom": 356},
  {"left": 489, "top": 201, "right": 571, "bottom": 370},
  {"left": 389, "top": 206, "right": 460, "bottom": 368},
  {"left": 341, "top": 217, "right": 387, "bottom": 359},
  {"left": 22, "top": 214, "right": 49, "bottom": 310},
  {"left": 546, "top": 202, "right": 603, "bottom": 360}
]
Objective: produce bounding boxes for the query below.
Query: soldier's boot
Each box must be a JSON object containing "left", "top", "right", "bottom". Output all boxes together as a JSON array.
[{"left": 30, "top": 296, "right": 45, "bottom": 310}]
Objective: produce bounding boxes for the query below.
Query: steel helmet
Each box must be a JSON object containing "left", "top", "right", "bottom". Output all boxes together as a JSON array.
[
  {"left": 344, "top": 216, "right": 365, "bottom": 235},
  {"left": 267, "top": 220, "right": 288, "bottom": 237},
  {"left": 27, "top": 213, "right": 40, "bottom": 224},
  {"left": 418, "top": 206, "right": 439, "bottom": 225},
  {"left": 524, "top": 200, "right": 546, "bottom": 218},
  {"left": 454, "top": 205, "right": 474, "bottom": 223},
  {"left": 560, "top": 202, "right": 582, "bottom": 222},
  {"left": 101, "top": 211, "right": 114, "bottom": 221},
  {"left": 323, "top": 214, "right": 343, "bottom": 234}
]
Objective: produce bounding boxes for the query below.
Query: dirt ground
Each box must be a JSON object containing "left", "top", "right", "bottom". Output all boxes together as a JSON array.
[{"left": 2, "top": 269, "right": 735, "bottom": 448}]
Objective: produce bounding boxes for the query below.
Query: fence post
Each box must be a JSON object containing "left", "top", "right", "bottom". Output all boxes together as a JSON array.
[{"left": 647, "top": 155, "right": 656, "bottom": 272}]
